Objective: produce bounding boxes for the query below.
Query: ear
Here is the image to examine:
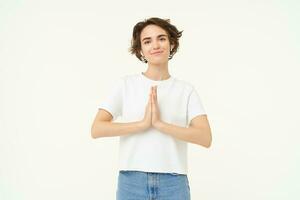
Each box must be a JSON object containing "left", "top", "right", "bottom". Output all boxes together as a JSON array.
[{"left": 171, "top": 44, "right": 175, "bottom": 51}]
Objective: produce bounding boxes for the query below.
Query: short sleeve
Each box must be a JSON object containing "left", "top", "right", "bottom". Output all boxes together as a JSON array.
[
  {"left": 98, "top": 78, "right": 124, "bottom": 120},
  {"left": 187, "top": 87, "right": 206, "bottom": 125}
]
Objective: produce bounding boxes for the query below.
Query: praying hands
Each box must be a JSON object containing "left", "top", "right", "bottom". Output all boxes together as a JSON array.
[
  {"left": 140, "top": 86, "right": 212, "bottom": 147},
  {"left": 141, "top": 85, "right": 162, "bottom": 130}
]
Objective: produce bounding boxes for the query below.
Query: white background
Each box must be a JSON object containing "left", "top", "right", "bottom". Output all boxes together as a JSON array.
[{"left": 1, "top": 0, "right": 299, "bottom": 199}]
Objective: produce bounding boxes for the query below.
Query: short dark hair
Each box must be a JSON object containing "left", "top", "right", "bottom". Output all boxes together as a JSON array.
[{"left": 129, "top": 17, "right": 183, "bottom": 63}]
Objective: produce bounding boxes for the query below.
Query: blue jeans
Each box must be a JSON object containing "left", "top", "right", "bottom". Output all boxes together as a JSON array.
[{"left": 116, "top": 170, "right": 191, "bottom": 200}]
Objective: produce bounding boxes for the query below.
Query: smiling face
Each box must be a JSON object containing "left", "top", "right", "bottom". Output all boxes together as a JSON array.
[{"left": 140, "top": 24, "right": 174, "bottom": 65}]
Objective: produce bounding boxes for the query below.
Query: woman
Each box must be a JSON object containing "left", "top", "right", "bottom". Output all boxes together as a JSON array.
[{"left": 91, "top": 17, "right": 212, "bottom": 200}]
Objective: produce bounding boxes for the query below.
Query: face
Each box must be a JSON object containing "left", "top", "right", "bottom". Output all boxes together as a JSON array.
[{"left": 140, "top": 24, "right": 174, "bottom": 64}]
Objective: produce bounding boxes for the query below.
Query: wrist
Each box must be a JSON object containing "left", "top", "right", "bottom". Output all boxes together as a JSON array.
[
  {"left": 138, "top": 120, "right": 148, "bottom": 131},
  {"left": 153, "top": 120, "right": 164, "bottom": 130}
]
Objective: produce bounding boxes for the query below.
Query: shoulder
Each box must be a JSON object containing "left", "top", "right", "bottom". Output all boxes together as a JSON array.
[
  {"left": 113, "top": 73, "right": 138, "bottom": 83},
  {"left": 112, "top": 73, "right": 141, "bottom": 89},
  {"left": 172, "top": 77, "right": 195, "bottom": 93},
  {"left": 118, "top": 73, "right": 140, "bottom": 82}
]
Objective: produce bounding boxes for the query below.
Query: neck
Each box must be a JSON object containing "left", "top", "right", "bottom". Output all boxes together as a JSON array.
[{"left": 143, "top": 62, "right": 170, "bottom": 81}]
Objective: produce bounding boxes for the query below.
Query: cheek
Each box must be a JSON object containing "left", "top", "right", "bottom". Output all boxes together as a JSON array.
[
  {"left": 141, "top": 45, "right": 147, "bottom": 51},
  {"left": 142, "top": 47, "right": 151, "bottom": 56}
]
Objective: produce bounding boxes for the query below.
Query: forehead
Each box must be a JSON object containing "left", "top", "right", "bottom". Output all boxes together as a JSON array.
[{"left": 140, "top": 24, "right": 168, "bottom": 40}]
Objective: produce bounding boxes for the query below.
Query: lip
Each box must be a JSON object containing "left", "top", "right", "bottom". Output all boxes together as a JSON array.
[{"left": 151, "top": 51, "right": 163, "bottom": 55}]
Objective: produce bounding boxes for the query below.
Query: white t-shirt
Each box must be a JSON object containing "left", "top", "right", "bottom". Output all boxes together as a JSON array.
[{"left": 98, "top": 72, "right": 206, "bottom": 174}]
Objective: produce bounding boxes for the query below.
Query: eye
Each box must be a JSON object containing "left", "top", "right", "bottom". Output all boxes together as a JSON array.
[
  {"left": 144, "top": 41, "right": 150, "bottom": 44},
  {"left": 160, "top": 38, "right": 166, "bottom": 41}
]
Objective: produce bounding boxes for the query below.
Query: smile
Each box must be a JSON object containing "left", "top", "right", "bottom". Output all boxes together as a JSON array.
[{"left": 151, "top": 51, "right": 163, "bottom": 55}]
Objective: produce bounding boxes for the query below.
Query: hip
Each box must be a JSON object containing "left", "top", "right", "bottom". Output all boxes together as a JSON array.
[{"left": 116, "top": 170, "right": 190, "bottom": 200}]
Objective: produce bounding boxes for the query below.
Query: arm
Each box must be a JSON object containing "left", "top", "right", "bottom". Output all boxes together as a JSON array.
[
  {"left": 91, "top": 109, "right": 145, "bottom": 138},
  {"left": 92, "top": 91, "right": 153, "bottom": 139},
  {"left": 151, "top": 86, "right": 212, "bottom": 147},
  {"left": 155, "top": 114, "right": 212, "bottom": 148}
]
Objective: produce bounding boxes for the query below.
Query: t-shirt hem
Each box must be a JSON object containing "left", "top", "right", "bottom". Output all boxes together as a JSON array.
[{"left": 118, "top": 167, "right": 188, "bottom": 175}]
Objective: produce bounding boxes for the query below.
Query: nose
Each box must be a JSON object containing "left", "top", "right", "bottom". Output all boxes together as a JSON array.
[{"left": 152, "top": 40, "right": 160, "bottom": 49}]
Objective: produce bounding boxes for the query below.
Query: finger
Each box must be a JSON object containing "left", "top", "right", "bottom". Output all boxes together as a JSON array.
[
  {"left": 151, "top": 90, "right": 155, "bottom": 105},
  {"left": 150, "top": 86, "right": 153, "bottom": 98},
  {"left": 153, "top": 86, "right": 157, "bottom": 103},
  {"left": 149, "top": 93, "right": 151, "bottom": 103},
  {"left": 150, "top": 93, "right": 152, "bottom": 108}
]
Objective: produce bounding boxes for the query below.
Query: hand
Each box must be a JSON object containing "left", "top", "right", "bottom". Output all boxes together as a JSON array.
[
  {"left": 140, "top": 86, "right": 163, "bottom": 131},
  {"left": 140, "top": 89, "right": 152, "bottom": 131},
  {"left": 151, "top": 86, "right": 162, "bottom": 128}
]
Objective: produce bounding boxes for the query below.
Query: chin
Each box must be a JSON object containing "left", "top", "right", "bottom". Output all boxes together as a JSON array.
[
  {"left": 149, "top": 58, "right": 168, "bottom": 64},
  {"left": 149, "top": 61, "right": 167, "bottom": 65}
]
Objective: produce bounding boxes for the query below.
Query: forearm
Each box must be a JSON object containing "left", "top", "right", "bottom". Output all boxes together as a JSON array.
[
  {"left": 156, "top": 121, "right": 212, "bottom": 147},
  {"left": 91, "top": 120, "right": 145, "bottom": 138}
]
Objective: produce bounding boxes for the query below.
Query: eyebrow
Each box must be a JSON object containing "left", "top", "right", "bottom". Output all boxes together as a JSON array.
[{"left": 141, "top": 34, "right": 168, "bottom": 42}]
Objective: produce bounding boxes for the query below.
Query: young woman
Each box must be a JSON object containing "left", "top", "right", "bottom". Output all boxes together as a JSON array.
[{"left": 91, "top": 17, "right": 212, "bottom": 200}]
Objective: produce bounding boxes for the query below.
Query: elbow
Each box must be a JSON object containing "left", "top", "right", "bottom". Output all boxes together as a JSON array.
[
  {"left": 201, "top": 140, "right": 211, "bottom": 148},
  {"left": 205, "top": 132, "right": 212, "bottom": 148},
  {"left": 195, "top": 138, "right": 212, "bottom": 148},
  {"left": 91, "top": 120, "right": 111, "bottom": 139},
  {"left": 91, "top": 128, "right": 97, "bottom": 139},
  {"left": 205, "top": 140, "right": 212, "bottom": 148},
  {"left": 91, "top": 125, "right": 101, "bottom": 139},
  {"left": 91, "top": 121, "right": 108, "bottom": 139},
  {"left": 199, "top": 129, "right": 212, "bottom": 148}
]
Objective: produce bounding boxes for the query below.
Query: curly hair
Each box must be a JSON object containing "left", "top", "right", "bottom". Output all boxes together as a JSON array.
[{"left": 129, "top": 17, "right": 183, "bottom": 63}]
